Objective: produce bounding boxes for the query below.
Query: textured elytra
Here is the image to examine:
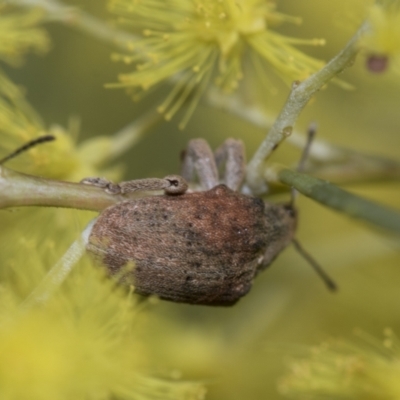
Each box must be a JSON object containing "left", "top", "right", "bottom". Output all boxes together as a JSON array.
[{"left": 87, "top": 184, "right": 296, "bottom": 306}]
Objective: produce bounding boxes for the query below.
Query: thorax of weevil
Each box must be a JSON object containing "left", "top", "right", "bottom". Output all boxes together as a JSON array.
[{"left": 87, "top": 184, "right": 297, "bottom": 306}]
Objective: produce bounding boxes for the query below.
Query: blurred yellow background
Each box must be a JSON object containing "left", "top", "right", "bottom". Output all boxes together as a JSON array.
[{"left": 2, "top": 1, "right": 400, "bottom": 399}]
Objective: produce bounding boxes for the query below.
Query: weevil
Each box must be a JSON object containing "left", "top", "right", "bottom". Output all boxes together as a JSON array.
[{"left": 82, "top": 138, "right": 335, "bottom": 306}]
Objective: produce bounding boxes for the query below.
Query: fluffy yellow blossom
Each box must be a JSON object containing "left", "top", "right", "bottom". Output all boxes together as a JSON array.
[
  {"left": 360, "top": 1, "right": 400, "bottom": 73},
  {"left": 279, "top": 329, "right": 400, "bottom": 399},
  {"left": 0, "top": 256, "right": 206, "bottom": 400},
  {"left": 0, "top": 73, "right": 123, "bottom": 181},
  {"left": 108, "top": 0, "right": 326, "bottom": 127},
  {"left": 0, "top": 4, "right": 49, "bottom": 66}
]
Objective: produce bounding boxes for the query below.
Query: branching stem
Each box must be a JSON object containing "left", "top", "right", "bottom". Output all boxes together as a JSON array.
[
  {"left": 278, "top": 168, "right": 400, "bottom": 234},
  {"left": 209, "top": 91, "right": 400, "bottom": 187},
  {"left": 246, "top": 21, "right": 370, "bottom": 194}
]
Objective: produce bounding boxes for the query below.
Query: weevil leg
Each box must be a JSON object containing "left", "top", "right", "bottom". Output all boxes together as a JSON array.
[
  {"left": 181, "top": 138, "right": 219, "bottom": 190},
  {"left": 81, "top": 176, "right": 188, "bottom": 195},
  {"left": 214, "top": 138, "right": 245, "bottom": 191},
  {"left": 118, "top": 176, "right": 188, "bottom": 195},
  {"left": 80, "top": 177, "right": 121, "bottom": 194}
]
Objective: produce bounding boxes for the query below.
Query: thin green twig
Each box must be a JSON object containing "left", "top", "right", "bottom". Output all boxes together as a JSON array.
[
  {"left": 279, "top": 168, "right": 400, "bottom": 234},
  {"left": 20, "top": 219, "right": 96, "bottom": 310},
  {"left": 245, "top": 21, "right": 370, "bottom": 195},
  {"left": 0, "top": 165, "right": 121, "bottom": 210},
  {"left": 208, "top": 91, "right": 400, "bottom": 186}
]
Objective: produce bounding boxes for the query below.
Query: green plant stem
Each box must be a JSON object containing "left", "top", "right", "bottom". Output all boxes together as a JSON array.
[
  {"left": 0, "top": 166, "right": 123, "bottom": 211},
  {"left": 278, "top": 168, "right": 400, "bottom": 234},
  {"left": 209, "top": 91, "right": 400, "bottom": 187},
  {"left": 246, "top": 21, "right": 369, "bottom": 195},
  {"left": 304, "top": 154, "right": 400, "bottom": 184},
  {"left": 21, "top": 219, "right": 95, "bottom": 310}
]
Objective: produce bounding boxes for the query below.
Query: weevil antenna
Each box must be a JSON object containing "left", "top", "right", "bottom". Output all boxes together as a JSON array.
[
  {"left": 292, "top": 238, "right": 337, "bottom": 291},
  {"left": 289, "top": 124, "right": 336, "bottom": 291},
  {"left": 0, "top": 135, "right": 55, "bottom": 165},
  {"left": 290, "top": 123, "right": 317, "bottom": 207}
]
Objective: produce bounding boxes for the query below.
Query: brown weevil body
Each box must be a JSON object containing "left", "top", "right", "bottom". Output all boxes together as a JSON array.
[
  {"left": 83, "top": 138, "right": 333, "bottom": 306},
  {"left": 87, "top": 184, "right": 296, "bottom": 306}
]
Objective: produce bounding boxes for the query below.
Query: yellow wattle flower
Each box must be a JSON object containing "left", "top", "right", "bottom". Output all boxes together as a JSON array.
[
  {"left": 279, "top": 329, "right": 400, "bottom": 399},
  {"left": 0, "top": 258, "right": 206, "bottom": 400},
  {"left": 0, "top": 73, "right": 123, "bottom": 182},
  {"left": 0, "top": 5, "right": 49, "bottom": 66},
  {"left": 108, "top": 0, "right": 326, "bottom": 128}
]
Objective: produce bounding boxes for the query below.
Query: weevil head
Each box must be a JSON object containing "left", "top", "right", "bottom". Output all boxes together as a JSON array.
[{"left": 258, "top": 201, "right": 297, "bottom": 271}]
